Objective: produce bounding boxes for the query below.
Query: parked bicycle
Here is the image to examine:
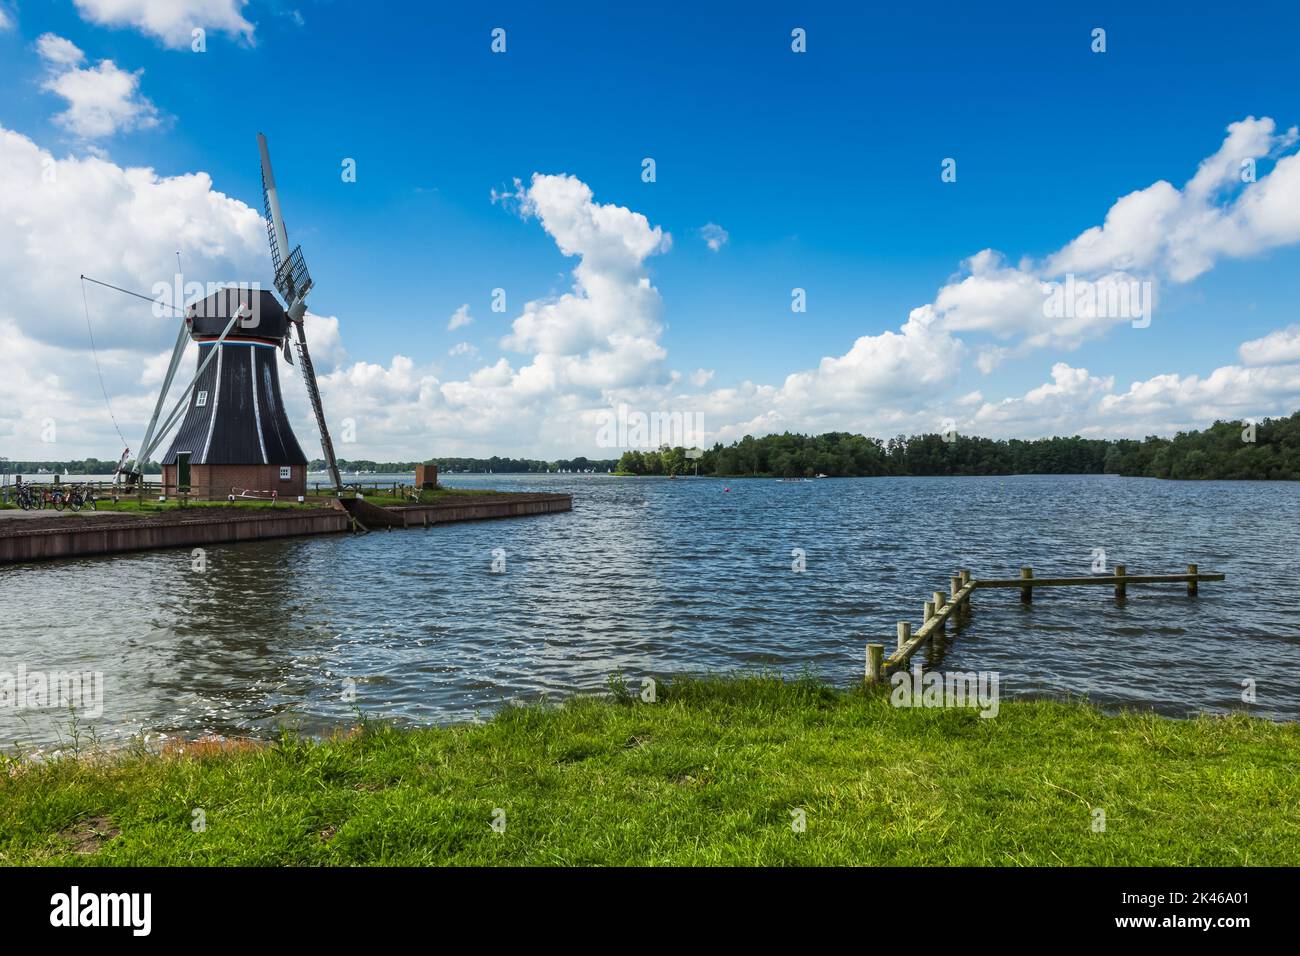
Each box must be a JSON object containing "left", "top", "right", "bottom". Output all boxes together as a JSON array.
[
  {"left": 12, "top": 484, "right": 39, "bottom": 510},
  {"left": 13, "top": 484, "right": 40, "bottom": 510},
  {"left": 66, "top": 486, "right": 98, "bottom": 512}
]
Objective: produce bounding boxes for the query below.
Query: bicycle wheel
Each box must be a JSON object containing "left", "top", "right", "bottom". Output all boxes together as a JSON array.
[
  {"left": 53, "top": 494, "right": 64, "bottom": 512},
  {"left": 68, "top": 495, "right": 83, "bottom": 512}
]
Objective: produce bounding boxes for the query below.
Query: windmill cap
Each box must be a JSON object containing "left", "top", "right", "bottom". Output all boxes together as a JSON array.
[{"left": 186, "top": 287, "right": 289, "bottom": 341}]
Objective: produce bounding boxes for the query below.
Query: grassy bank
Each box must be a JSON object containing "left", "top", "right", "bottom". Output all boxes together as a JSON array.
[
  {"left": 0, "top": 486, "right": 498, "bottom": 514},
  {"left": 2, "top": 676, "right": 1295, "bottom": 866}
]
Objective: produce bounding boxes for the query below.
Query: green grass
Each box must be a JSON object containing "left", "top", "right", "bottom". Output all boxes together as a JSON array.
[
  {"left": 0, "top": 486, "right": 512, "bottom": 516},
  {"left": 2, "top": 675, "right": 1295, "bottom": 866}
]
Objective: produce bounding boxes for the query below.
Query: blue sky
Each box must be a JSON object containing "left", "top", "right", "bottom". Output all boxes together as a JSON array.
[{"left": 2, "top": 1, "right": 1299, "bottom": 458}]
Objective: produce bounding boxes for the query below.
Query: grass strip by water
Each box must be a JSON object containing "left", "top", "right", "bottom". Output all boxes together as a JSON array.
[{"left": 1, "top": 675, "right": 1295, "bottom": 866}]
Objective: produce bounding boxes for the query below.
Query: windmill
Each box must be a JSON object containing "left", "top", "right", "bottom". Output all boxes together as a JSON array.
[
  {"left": 114, "top": 134, "right": 343, "bottom": 498},
  {"left": 258, "top": 132, "right": 343, "bottom": 492}
]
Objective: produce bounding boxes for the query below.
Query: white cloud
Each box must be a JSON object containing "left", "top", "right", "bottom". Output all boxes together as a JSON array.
[
  {"left": 918, "top": 117, "right": 1300, "bottom": 358},
  {"left": 309, "top": 173, "right": 677, "bottom": 458},
  {"left": 699, "top": 222, "right": 729, "bottom": 251},
  {"left": 72, "top": 0, "right": 254, "bottom": 49},
  {"left": 37, "top": 34, "right": 160, "bottom": 139},
  {"left": 447, "top": 303, "right": 472, "bottom": 331},
  {"left": 449, "top": 341, "right": 479, "bottom": 358},
  {"left": 960, "top": 346, "right": 1300, "bottom": 440},
  {"left": 35, "top": 34, "right": 84, "bottom": 67},
  {"left": 1048, "top": 116, "right": 1300, "bottom": 283},
  {"left": 498, "top": 173, "right": 671, "bottom": 390},
  {"left": 301, "top": 312, "right": 345, "bottom": 371},
  {"left": 1239, "top": 324, "right": 1300, "bottom": 367},
  {"left": 0, "top": 6, "right": 13, "bottom": 32},
  {"left": 0, "top": 123, "right": 269, "bottom": 456}
]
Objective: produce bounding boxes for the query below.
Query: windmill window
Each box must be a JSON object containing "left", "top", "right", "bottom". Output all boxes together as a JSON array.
[
  {"left": 279, "top": 466, "right": 292, "bottom": 480},
  {"left": 196, "top": 390, "right": 208, "bottom": 407}
]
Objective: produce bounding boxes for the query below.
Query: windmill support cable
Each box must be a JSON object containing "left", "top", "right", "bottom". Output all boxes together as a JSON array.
[
  {"left": 80, "top": 277, "right": 129, "bottom": 447},
  {"left": 80, "top": 271, "right": 183, "bottom": 479},
  {"left": 80, "top": 275, "right": 185, "bottom": 314}
]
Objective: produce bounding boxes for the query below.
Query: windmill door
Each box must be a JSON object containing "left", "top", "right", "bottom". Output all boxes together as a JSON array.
[{"left": 177, "top": 452, "right": 191, "bottom": 493}]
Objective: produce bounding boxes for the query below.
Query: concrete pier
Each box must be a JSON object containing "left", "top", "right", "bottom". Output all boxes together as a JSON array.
[{"left": 0, "top": 492, "right": 572, "bottom": 565}]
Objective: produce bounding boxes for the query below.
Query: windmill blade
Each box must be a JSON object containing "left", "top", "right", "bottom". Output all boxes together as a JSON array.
[
  {"left": 293, "top": 319, "right": 343, "bottom": 492},
  {"left": 257, "top": 133, "right": 289, "bottom": 279},
  {"left": 258, "top": 133, "right": 340, "bottom": 494},
  {"left": 276, "top": 245, "right": 313, "bottom": 306}
]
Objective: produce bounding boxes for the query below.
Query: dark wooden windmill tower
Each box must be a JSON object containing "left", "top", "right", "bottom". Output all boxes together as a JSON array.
[{"left": 160, "top": 287, "right": 309, "bottom": 498}]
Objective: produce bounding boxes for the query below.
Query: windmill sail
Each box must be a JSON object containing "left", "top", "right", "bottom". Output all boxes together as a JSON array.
[{"left": 258, "top": 132, "right": 342, "bottom": 493}]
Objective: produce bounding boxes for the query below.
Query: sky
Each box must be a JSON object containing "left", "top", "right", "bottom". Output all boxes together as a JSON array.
[{"left": 1, "top": 0, "right": 1300, "bottom": 462}]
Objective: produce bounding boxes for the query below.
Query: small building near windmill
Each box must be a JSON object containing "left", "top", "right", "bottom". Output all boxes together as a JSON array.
[{"left": 161, "top": 287, "right": 308, "bottom": 499}]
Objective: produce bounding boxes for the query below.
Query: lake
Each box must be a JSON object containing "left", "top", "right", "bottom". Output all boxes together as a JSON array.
[{"left": 1, "top": 473, "right": 1297, "bottom": 751}]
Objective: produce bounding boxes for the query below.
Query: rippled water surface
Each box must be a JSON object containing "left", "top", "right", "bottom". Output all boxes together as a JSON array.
[{"left": 2, "top": 473, "right": 1298, "bottom": 748}]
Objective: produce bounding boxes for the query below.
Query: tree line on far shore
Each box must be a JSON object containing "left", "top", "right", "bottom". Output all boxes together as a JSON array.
[
  {"left": 0, "top": 457, "right": 157, "bottom": 476},
  {"left": 314, "top": 456, "right": 620, "bottom": 474},
  {"left": 615, "top": 410, "right": 1300, "bottom": 480},
  {"left": 7, "top": 410, "right": 1297, "bottom": 481}
]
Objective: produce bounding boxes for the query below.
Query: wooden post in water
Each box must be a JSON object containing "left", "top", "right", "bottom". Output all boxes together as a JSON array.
[
  {"left": 960, "top": 569, "right": 971, "bottom": 586},
  {"left": 897, "top": 621, "right": 910, "bottom": 653},
  {"left": 866, "top": 643, "right": 884, "bottom": 684},
  {"left": 1188, "top": 563, "right": 1198, "bottom": 597},
  {"left": 924, "top": 600, "right": 935, "bottom": 626},
  {"left": 950, "top": 575, "right": 962, "bottom": 620},
  {"left": 1114, "top": 563, "right": 1127, "bottom": 600},
  {"left": 933, "top": 591, "right": 947, "bottom": 631},
  {"left": 1020, "top": 567, "right": 1033, "bottom": 603}
]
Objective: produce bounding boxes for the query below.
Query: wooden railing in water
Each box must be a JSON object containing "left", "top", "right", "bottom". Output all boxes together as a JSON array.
[{"left": 864, "top": 564, "right": 1225, "bottom": 683}]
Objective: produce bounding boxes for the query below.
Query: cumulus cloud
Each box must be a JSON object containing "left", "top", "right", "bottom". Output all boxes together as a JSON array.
[
  {"left": 924, "top": 117, "right": 1300, "bottom": 358},
  {"left": 449, "top": 341, "right": 479, "bottom": 358},
  {"left": 447, "top": 304, "right": 472, "bottom": 331},
  {"left": 72, "top": 0, "right": 255, "bottom": 49},
  {"left": 0, "top": 123, "right": 267, "bottom": 454},
  {"left": 1238, "top": 324, "right": 1300, "bottom": 367},
  {"left": 960, "top": 327, "right": 1300, "bottom": 440},
  {"left": 37, "top": 34, "right": 160, "bottom": 139},
  {"left": 1048, "top": 117, "right": 1300, "bottom": 282},
  {"left": 0, "top": 6, "right": 13, "bottom": 32},
  {"left": 316, "top": 173, "right": 678, "bottom": 458},
  {"left": 699, "top": 222, "right": 729, "bottom": 251},
  {"left": 498, "top": 173, "right": 671, "bottom": 391}
]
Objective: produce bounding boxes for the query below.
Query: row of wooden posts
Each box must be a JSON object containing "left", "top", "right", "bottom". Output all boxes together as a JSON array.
[{"left": 865, "top": 564, "right": 1225, "bottom": 683}]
